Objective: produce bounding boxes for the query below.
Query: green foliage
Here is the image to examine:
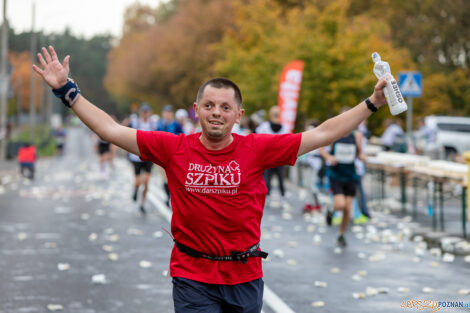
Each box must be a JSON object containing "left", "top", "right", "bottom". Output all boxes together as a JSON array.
[
  {"left": 11, "top": 125, "right": 56, "bottom": 157},
  {"left": 215, "top": 0, "right": 413, "bottom": 132},
  {"left": 349, "top": 0, "right": 470, "bottom": 121},
  {"left": 9, "top": 0, "right": 468, "bottom": 134},
  {"left": 45, "top": 31, "right": 119, "bottom": 116},
  {"left": 9, "top": 28, "right": 119, "bottom": 117}
]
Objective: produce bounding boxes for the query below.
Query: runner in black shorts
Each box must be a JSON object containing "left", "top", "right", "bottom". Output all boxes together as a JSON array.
[
  {"left": 330, "top": 179, "right": 356, "bottom": 197},
  {"left": 131, "top": 161, "right": 153, "bottom": 176},
  {"left": 126, "top": 103, "right": 158, "bottom": 214},
  {"left": 320, "top": 107, "right": 367, "bottom": 247},
  {"left": 97, "top": 138, "right": 112, "bottom": 176},
  {"left": 98, "top": 140, "right": 110, "bottom": 155}
]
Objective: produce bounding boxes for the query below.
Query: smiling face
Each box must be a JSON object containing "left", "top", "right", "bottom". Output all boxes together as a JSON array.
[{"left": 194, "top": 85, "right": 244, "bottom": 142}]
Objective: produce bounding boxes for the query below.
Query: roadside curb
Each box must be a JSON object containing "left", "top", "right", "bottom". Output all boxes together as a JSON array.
[{"left": 411, "top": 228, "right": 470, "bottom": 256}]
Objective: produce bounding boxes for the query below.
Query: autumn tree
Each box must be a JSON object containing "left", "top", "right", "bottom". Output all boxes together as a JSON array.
[
  {"left": 348, "top": 0, "right": 470, "bottom": 117},
  {"left": 8, "top": 28, "right": 119, "bottom": 118},
  {"left": 105, "top": 0, "right": 233, "bottom": 113},
  {"left": 9, "top": 51, "right": 42, "bottom": 113},
  {"left": 215, "top": 0, "right": 413, "bottom": 132}
]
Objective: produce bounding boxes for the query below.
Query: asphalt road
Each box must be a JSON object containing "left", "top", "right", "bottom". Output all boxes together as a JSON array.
[{"left": 1, "top": 126, "right": 469, "bottom": 313}]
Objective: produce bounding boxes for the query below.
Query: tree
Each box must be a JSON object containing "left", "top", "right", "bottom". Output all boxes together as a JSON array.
[
  {"left": 347, "top": 0, "right": 470, "bottom": 118},
  {"left": 43, "top": 31, "right": 119, "bottom": 116},
  {"left": 215, "top": 0, "right": 414, "bottom": 133},
  {"left": 105, "top": 0, "right": 234, "bottom": 112},
  {"left": 8, "top": 28, "right": 119, "bottom": 118},
  {"left": 9, "top": 51, "right": 42, "bottom": 112}
]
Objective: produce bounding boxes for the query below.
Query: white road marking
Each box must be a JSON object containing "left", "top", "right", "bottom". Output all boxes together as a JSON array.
[{"left": 263, "top": 285, "right": 295, "bottom": 313}]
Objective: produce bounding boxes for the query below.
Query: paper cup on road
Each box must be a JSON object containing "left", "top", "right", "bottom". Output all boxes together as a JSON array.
[
  {"left": 312, "top": 301, "right": 325, "bottom": 307},
  {"left": 47, "top": 304, "right": 64, "bottom": 311},
  {"left": 314, "top": 281, "right": 327, "bottom": 288},
  {"left": 91, "top": 274, "right": 107, "bottom": 285}
]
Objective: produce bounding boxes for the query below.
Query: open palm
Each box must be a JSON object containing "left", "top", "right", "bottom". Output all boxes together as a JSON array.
[{"left": 32, "top": 46, "right": 70, "bottom": 90}]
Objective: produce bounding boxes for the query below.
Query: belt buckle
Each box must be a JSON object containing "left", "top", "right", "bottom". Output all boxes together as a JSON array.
[{"left": 230, "top": 251, "right": 249, "bottom": 264}]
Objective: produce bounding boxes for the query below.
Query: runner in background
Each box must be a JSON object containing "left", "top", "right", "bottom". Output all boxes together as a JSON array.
[
  {"left": 176, "top": 108, "right": 195, "bottom": 135},
  {"left": 96, "top": 136, "right": 112, "bottom": 177},
  {"left": 157, "top": 104, "right": 183, "bottom": 207},
  {"left": 256, "top": 106, "right": 288, "bottom": 205},
  {"left": 126, "top": 103, "right": 158, "bottom": 214},
  {"left": 53, "top": 125, "right": 66, "bottom": 156},
  {"left": 320, "top": 107, "right": 367, "bottom": 247},
  {"left": 300, "top": 120, "right": 322, "bottom": 213}
]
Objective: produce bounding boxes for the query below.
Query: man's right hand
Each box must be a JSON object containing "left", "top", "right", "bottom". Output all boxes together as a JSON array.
[{"left": 32, "top": 46, "right": 70, "bottom": 90}]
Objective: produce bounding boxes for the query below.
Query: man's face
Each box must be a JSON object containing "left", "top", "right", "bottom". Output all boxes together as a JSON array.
[{"left": 194, "top": 85, "right": 244, "bottom": 140}]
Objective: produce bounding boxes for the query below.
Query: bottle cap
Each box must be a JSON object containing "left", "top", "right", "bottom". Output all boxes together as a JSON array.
[{"left": 371, "top": 52, "right": 381, "bottom": 63}]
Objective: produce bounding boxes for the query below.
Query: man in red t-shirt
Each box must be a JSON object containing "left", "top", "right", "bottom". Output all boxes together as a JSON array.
[{"left": 33, "top": 46, "right": 387, "bottom": 313}]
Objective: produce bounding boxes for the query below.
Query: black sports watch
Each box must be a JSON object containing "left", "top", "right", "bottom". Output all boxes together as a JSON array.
[{"left": 365, "top": 98, "right": 378, "bottom": 113}]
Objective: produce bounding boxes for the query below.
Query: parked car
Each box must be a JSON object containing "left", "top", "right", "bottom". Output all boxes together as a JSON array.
[{"left": 423, "top": 115, "right": 470, "bottom": 160}]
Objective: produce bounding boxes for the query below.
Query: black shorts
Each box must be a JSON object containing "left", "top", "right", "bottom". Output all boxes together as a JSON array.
[
  {"left": 132, "top": 161, "right": 153, "bottom": 175},
  {"left": 330, "top": 179, "right": 357, "bottom": 197},
  {"left": 173, "top": 277, "right": 264, "bottom": 313},
  {"left": 98, "top": 142, "right": 110, "bottom": 155}
]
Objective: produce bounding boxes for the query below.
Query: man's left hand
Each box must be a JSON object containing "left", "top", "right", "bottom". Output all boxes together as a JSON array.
[{"left": 369, "top": 78, "right": 387, "bottom": 108}]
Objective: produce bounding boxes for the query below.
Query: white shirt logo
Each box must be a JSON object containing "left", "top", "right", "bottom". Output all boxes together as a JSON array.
[{"left": 185, "top": 161, "right": 241, "bottom": 195}]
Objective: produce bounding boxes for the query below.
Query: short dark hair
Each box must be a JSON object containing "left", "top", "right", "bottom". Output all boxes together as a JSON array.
[{"left": 196, "top": 78, "right": 242, "bottom": 108}]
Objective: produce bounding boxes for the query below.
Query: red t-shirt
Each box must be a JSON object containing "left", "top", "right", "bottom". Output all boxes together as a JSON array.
[
  {"left": 137, "top": 131, "right": 301, "bottom": 285},
  {"left": 17, "top": 146, "right": 37, "bottom": 163}
]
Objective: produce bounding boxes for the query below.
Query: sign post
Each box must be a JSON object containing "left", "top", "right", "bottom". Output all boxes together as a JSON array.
[{"left": 399, "top": 72, "right": 422, "bottom": 153}]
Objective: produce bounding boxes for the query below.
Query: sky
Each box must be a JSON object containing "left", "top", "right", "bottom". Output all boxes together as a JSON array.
[{"left": 1, "top": 0, "right": 163, "bottom": 38}]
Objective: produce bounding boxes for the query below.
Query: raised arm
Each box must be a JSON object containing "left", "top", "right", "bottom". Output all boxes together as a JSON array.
[
  {"left": 297, "top": 79, "right": 387, "bottom": 156},
  {"left": 32, "top": 46, "right": 140, "bottom": 156}
]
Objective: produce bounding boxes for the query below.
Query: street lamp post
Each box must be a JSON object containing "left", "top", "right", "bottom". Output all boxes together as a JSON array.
[
  {"left": 29, "top": 1, "right": 37, "bottom": 144},
  {"left": 0, "top": 0, "right": 9, "bottom": 160}
]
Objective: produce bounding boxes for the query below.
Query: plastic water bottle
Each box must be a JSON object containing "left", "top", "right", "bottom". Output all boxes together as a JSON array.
[{"left": 372, "top": 52, "right": 408, "bottom": 115}]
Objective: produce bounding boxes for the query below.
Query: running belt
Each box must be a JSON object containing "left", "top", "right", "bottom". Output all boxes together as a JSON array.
[{"left": 174, "top": 240, "right": 268, "bottom": 264}]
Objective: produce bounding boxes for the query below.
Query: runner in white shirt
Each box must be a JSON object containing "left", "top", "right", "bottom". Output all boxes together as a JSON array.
[
  {"left": 256, "top": 106, "right": 288, "bottom": 203},
  {"left": 127, "top": 103, "right": 158, "bottom": 214}
]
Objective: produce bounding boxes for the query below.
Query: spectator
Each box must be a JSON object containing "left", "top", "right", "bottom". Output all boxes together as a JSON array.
[{"left": 381, "top": 118, "right": 404, "bottom": 151}]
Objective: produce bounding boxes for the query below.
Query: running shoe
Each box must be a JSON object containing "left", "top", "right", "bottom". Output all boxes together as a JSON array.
[
  {"left": 132, "top": 189, "right": 138, "bottom": 202},
  {"left": 332, "top": 216, "right": 342, "bottom": 226},
  {"left": 337, "top": 234, "right": 347, "bottom": 247},
  {"left": 354, "top": 214, "right": 369, "bottom": 224},
  {"left": 140, "top": 205, "right": 146, "bottom": 215},
  {"left": 326, "top": 209, "right": 333, "bottom": 226}
]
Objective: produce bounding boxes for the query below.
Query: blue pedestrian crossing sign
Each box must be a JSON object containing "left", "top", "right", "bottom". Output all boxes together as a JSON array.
[{"left": 399, "top": 72, "right": 422, "bottom": 97}]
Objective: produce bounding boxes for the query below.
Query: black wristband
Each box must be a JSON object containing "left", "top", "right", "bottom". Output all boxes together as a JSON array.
[
  {"left": 52, "top": 78, "right": 81, "bottom": 108},
  {"left": 365, "top": 98, "right": 377, "bottom": 113}
]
